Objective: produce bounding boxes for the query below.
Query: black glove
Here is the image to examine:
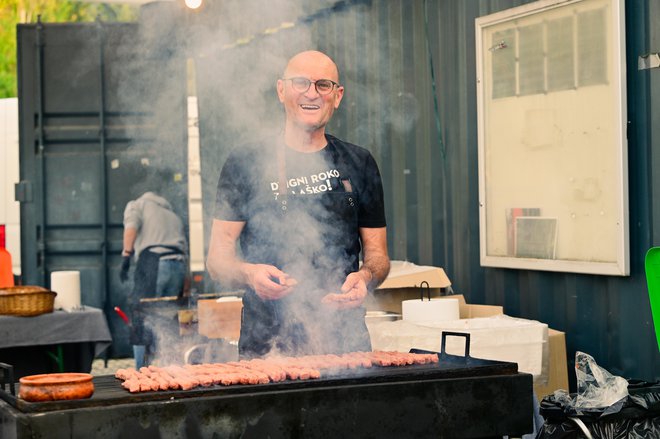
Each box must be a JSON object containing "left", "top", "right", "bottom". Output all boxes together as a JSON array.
[{"left": 120, "top": 256, "right": 131, "bottom": 283}]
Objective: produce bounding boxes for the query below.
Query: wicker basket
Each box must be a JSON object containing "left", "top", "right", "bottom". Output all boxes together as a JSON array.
[{"left": 0, "top": 286, "right": 57, "bottom": 317}]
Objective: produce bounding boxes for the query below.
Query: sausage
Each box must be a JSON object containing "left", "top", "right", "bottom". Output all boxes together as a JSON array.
[{"left": 114, "top": 351, "right": 440, "bottom": 393}]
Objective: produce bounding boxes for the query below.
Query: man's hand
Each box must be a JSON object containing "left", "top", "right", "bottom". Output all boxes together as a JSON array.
[
  {"left": 119, "top": 256, "right": 131, "bottom": 283},
  {"left": 321, "top": 271, "right": 368, "bottom": 310},
  {"left": 245, "top": 264, "right": 297, "bottom": 300}
]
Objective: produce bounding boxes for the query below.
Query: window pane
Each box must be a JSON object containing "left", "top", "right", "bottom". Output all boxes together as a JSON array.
[
  {"left": 547, "top": 17, "right": 575, "bottom": 92},
  {"left": 519, "top": 24, "right": 545, "bottom": 96}
]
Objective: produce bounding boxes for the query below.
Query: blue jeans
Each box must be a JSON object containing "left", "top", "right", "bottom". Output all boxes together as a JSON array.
[
  {"left": 134, "top": 258, "right": 186, "bottom": 368},
  {"left": 155, "top": 258, "right": 186, "bottom": 297},
  {"left": 133, "top": 345, "right": 146, "bottom": 369}
]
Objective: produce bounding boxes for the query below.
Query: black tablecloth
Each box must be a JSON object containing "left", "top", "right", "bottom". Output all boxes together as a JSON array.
[{"left": 0, "top": 307, "right": 112, "bottom": 378}]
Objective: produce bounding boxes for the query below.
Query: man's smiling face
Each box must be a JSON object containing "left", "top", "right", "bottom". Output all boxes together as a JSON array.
[{"left": 277, "top": 51, "right": 344, "bottom": 133}]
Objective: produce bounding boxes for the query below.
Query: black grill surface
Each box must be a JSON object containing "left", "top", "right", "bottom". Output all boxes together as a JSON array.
[
  {"left": 0, "top": 334, "right": 535, "bottom": 438},
  {"left": 3, "top": 351, "right": 516, "bottom": 413}
]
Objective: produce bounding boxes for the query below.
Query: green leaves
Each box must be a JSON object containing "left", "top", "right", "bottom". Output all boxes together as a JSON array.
[{"left": 0, "top": 0, "right": 139, "bottom": 98}]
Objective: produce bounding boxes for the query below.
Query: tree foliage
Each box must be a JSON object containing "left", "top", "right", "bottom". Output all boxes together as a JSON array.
[{"left": 0, "top": 0, "right": 138, "bottom": 98}]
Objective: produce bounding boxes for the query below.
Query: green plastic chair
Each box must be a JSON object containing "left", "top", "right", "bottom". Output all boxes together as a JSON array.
[{"left": 644, "top": 247, "right": 660, "bottom": 351}]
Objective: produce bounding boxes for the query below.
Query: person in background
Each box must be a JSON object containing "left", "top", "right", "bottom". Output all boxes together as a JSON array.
[
  {"left": 206, "top": 50, "right": 390, "bottom": 359},
  {"left": 120, "top": 190, "right": 188, "bottom": 368}
]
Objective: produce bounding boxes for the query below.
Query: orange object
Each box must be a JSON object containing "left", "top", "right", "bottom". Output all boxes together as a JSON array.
[
  {"left": 0, "top": 225, "right": 14, "bottom": 288},
  {"left": 19, "top": 373, "right": 94, "bottom": 402}
]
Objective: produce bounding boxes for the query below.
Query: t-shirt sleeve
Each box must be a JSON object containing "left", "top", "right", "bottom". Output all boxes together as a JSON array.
[
  {"left": 358, "top": 153, "right": 387, "bottom": 228},
  {"left": 123, "top": 200, "right": 142, "bottom": 230},
  {"left": 214, "top": 151, "right": 249, "bottom": 221}
]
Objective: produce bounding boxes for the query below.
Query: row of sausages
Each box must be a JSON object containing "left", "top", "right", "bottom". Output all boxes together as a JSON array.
[{"left": 115, "top": 350, "right": 439, "bottom": 393}]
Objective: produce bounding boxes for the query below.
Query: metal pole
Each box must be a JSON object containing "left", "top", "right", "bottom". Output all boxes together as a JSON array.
[
  {"left": 35, "top": 16, "right": 46, "bottom": 286},
  {"left": 97, "top": 17, "right": 111, "bottom": 364},
  {"left": 97, "top": 19, "right": 110, "bottom": 311}
]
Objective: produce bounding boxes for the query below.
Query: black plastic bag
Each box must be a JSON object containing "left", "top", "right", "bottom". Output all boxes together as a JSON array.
[{"left": 538, "top": 380, "right": 660, "bottom": 438}]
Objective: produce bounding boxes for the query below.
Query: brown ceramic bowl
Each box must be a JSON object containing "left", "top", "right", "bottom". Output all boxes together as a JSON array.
[{"left": 19, "top": 373, "right": 94, "bottom": 402}]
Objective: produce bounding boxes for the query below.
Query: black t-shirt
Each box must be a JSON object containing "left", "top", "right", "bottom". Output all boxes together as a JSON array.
[
  {"left": 214, "top": 134, "right": 386, "bottom": 283},
  {"left": 215, "top": 134, "right": 385, "bottom": 224},
  {"left": 215, "top": 134, "right": 385, "bottom": 357}
]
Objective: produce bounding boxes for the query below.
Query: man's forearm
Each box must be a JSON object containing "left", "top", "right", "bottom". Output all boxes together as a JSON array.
[
  {"left": 358, "top": 227, "right": 390, "bottom": 290},
  {"left": 122, "top": 227, "right": 137, "bottom": 256},
  {"left": 359, "top": 254, "right": 390, "bottom": 290},
  {"left": 206, "top": 220, "right": 253, "bottom": 289},
  {"left": 207, "top": 250, "right": 254, "bottom": 289}
]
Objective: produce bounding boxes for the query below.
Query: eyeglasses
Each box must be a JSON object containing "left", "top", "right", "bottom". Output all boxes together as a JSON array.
[{"left": 282, "top": 77, "right": 340, "bottom": 95}]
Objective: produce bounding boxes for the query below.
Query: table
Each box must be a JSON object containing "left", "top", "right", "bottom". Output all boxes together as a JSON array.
[{"left": 0, "top": 307, "right": 112, "bottom": 379}]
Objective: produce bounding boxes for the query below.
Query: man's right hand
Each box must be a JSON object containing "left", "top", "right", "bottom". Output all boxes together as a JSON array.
[
  {"left": 245, "top": 264, "right": 297, "bottom": 300},
  {"left": 119, "top": 256, "right": 131, "bottom": 283}
]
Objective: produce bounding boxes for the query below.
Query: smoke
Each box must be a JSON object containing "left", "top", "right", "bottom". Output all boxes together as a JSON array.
[
  {"left": 115, "top": 0, "right": 410, "bottom": 364},
  {"left": 183, "top": 2, "right": 376, "bottom": 359}
]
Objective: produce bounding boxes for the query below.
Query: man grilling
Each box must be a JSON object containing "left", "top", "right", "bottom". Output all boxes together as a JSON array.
[{"left": 207, "top": 50, "right": 390, "bottom": 359}]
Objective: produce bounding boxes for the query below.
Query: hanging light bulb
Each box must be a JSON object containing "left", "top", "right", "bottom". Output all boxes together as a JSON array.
[{"left": 184, "top": 0, "right": 203, "bottom": 10}]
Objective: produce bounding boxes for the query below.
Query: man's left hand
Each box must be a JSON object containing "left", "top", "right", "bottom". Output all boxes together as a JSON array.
[
  {"left": 120, "top": 256, "right": 131, "bottom": 283},
  {"left": 321, "top": 271, "right": 368, "bottom": 309}
]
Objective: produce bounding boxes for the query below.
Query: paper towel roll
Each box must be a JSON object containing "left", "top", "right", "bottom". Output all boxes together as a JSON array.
[
  {"left": 402, "top": 298, "right": 459, "bottom": 323},
  {"left": 51, "top": 271, "right": 81, "bottom": 312}
]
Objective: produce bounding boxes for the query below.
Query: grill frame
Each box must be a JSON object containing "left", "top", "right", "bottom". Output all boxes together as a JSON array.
[
  {"left": 0, "top": 334, "right": 536, "bottom": 437},
  {"left": 1, "top": 368, "right": 533, "bottom": 438},
  {"left": 3, "top": 354, "right": 515, "bottom": 413}
]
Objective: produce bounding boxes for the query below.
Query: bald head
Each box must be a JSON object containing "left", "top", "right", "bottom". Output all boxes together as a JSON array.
[
  {"left": 283, "top": 50, "right": 340, "bottom": 83},
  {"left": 277, "top": 50, "right": 344, "bottom": 143}
]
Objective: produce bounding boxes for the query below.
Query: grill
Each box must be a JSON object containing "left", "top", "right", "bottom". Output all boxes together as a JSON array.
[
  {"left": 0, "top": 333, "right": 534, "bottom": 438},
  {"left": 130, "top": 293, "right": 223, "bottom": 364}
]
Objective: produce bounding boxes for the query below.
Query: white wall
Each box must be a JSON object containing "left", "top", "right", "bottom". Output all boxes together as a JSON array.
[
  {"left": 187, "top": 96, "right": 204, "bottom": 273},
  {"left": 0, "top": 98, "right": 21, "bottom": 276}
]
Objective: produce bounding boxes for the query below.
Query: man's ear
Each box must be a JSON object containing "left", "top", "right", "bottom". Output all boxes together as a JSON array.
[
  {"left": 276, "top": 79, "right": 285, "bottom": 103},
  {"left": 333, "top": 86, "right": 344, "bottom": 109}
]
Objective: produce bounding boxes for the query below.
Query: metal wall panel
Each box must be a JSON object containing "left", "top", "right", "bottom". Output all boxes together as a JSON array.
[
  {"left": 196, "top": 0, "right": 659, "bottom": 387},
  {"left": 18, "top": 18, "right": 189, "bottom": 357},
  {"left": 17, "top": 0, "right": 653, "bottom": 381},
  {"left": 432, "top": 0, "right": 659, "bottom": 389}
]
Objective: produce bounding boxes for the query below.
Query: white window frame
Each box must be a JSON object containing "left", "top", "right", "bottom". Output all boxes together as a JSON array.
[{"left": 475, "top": 0, "right": 629, "bottom": 275}]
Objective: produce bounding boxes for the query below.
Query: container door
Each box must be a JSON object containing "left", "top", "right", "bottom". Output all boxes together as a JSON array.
[{"left": 17, "top": 20, "right": 189, "bottom": 357}]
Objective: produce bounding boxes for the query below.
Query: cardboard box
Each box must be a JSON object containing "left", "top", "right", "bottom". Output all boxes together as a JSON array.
[
  {"left": 377, "top": 261, "right": 452, "bottom": 290},
  {"left": 368, "top": 261, "right": 506, "bottom": 317},
  {"left": 365, "top": 262, "right": 560, "bottom": 385},
  {"left": 366, "top": 261, "right": 453, "bottom": 313},
  {"left": 534, "top": 329, "right": 569, "bottom": 399},
  {"left": 437, "top": 294, "right": 503, "bottom": 319},
  {"left": 441, "top": 296, "right": 568, "bottom": 397},
  {"left": 443, "top": 298, "right": 568, "bottom": 396},
  {"left": 197, "top": 297, "right": 242, "bottom": 341}
]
